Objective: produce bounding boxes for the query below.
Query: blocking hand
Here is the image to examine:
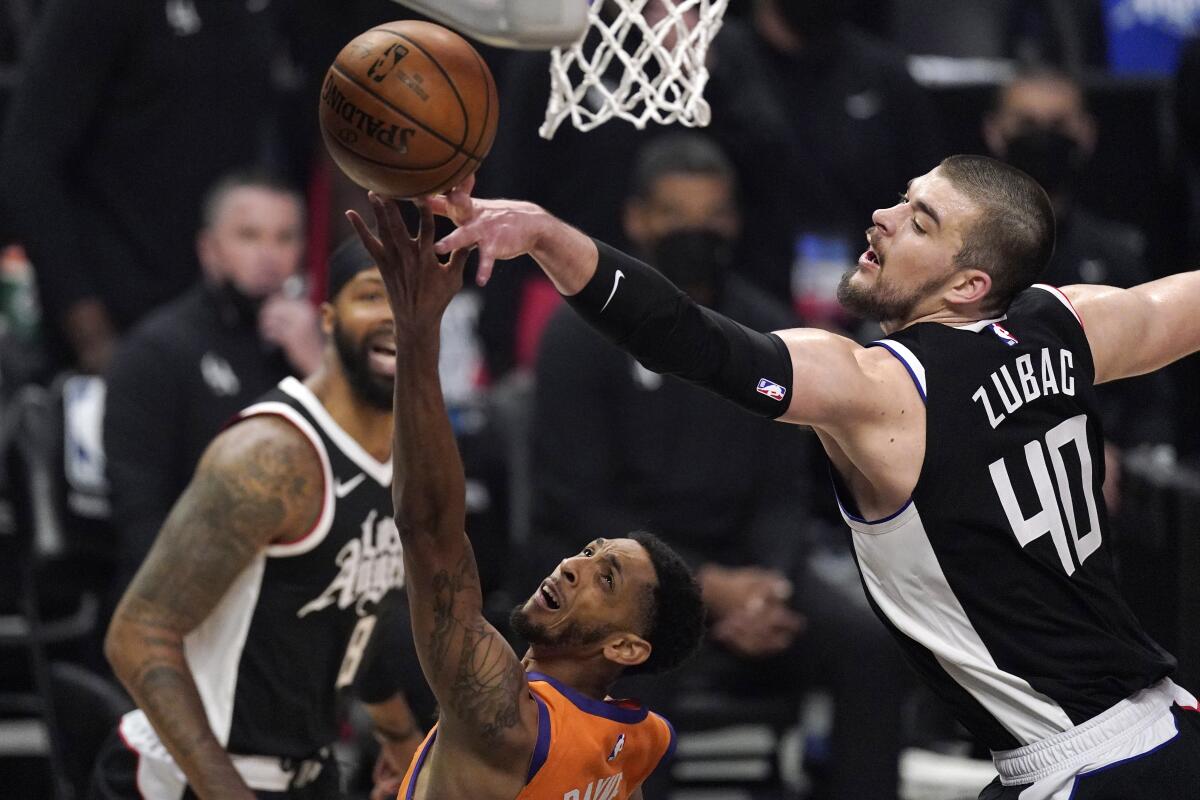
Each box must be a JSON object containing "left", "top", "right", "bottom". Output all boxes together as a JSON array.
[
  {"left": 346, "top": 193, "right": 468, "bottom": 337},
  {"left": 427, "top": 174, "right": 549, "bottom": 287}
]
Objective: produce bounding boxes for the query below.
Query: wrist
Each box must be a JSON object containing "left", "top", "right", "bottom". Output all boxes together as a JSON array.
[{"left": 528, "top": 211, "right": 598, "bottom": 295}]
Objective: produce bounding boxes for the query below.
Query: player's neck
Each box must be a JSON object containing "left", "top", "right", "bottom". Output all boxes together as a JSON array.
[
  {"left": 522, "top": 651, "right": 620, "bottom": 702},
  {"left": 305, "top": 365, "right": 393, "bottom": 462},
  {"left": 882, "top": 304, "right": 1004, "bottom": 334}
]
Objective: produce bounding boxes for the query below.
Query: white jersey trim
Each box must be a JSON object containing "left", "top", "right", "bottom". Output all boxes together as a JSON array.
[
  {"left": 117, "top": 556, "right": 274, "bottom": 791},
  {"left": 951, "top": 314, "right": 1008, "bottom": 332},
  {"left": 1031, "top": 284, "right": 1083, "bottom": 328},
  {"left": 186, "top": 553, "right": 267, "bottom": 744},
  {"left": 237, "top": 401, "right": 336, "bottom": 558},
  {"left": 119, "top": 712, "right": 186, "bottom": 799},
  {"left": 872, "top": 339, "right": 927, "bottom": 400},
  {"left": 848, "top": 502, "right": 1076, "bottom": 744},
  {"left": 278, "top": 377, "right": 392, "bottom": 487},
  {"left": 991, "top": 678, "right": 1196, "bottom": 799}
]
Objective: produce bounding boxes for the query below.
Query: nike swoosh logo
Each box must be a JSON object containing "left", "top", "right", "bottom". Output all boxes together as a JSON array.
[
  {"left": 334, "top": 473, "right": 366, "bottom": 498},
  {"left": 600, "top": 270, "right": 625, "bottom": 312}
]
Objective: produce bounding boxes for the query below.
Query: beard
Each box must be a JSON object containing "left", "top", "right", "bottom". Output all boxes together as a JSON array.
[
  {"left": 510, "top": 604, "right": 613, "bottom": 650},
  {"left": 332, "top": 319, "right": 394, "bottom": 410},
  {"left": 836, "top": 266, "right": 947, "bottom": 325}
]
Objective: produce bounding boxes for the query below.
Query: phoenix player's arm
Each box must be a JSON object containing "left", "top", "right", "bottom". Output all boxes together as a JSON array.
[
  {"left": 348, "top": 197, "right": 539, "bottom": 781},
  {"left": 1059, "top": 271, "right": 1200, "bottom": 383},
  {"left": 104, "top": 416, "right": 322, "bottom": 800}
]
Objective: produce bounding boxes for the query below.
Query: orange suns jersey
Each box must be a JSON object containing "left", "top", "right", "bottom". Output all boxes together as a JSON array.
[{"left": 399, "top": 671, "right": 676, "bottom": 800}]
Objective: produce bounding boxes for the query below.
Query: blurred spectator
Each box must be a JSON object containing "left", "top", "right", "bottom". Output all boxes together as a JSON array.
[
  {"left": 704, "top": 0, "right": 945, "bottom": 313},
  {"left": 0, "top": 0, "right": 279, "bottom": 374},
  {"left": 528, "top": 133, "right": 906, "bottom": 799},
  {"left": 984, "top": 67, "right": 1174, "bottom": 507},
  {"left": 103, "top": 170, "right": 321, "bottom": 592}
]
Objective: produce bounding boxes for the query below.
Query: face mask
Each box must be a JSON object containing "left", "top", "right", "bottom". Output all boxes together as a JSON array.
[
  {"left": 213, "top": 278, "right": 267, "bottom": 324},
  {"left": 1002, "top": 128, "right": 1085, "bottom": 197},
  {"left": 650, "top": 228, "right": 736, "bottom": 293}
]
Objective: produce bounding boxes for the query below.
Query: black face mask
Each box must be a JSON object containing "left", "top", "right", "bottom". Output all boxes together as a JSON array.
[
  {"left": 1002, "top": 128, "right": 1086, "bottom": 197},
  {"left": 650, "top": 228, "right": 736, "bottom": 295},
  {"left": 212, "top": 279, "right": 267, "bottom": 326}
]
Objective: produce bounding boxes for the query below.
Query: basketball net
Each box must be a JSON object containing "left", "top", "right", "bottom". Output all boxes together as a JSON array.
[{"left": 540, "top": 0, "right": 730, "bottom": 139}]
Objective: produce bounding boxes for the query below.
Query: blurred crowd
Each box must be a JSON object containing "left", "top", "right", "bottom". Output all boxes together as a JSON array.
[{"left": 1, "top": 0, "right": 1199, "bottom": 798}]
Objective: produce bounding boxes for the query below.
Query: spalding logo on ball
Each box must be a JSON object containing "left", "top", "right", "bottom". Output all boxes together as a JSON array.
[{"left": 319, "top": 20, "right": 499, "bottom": 198}]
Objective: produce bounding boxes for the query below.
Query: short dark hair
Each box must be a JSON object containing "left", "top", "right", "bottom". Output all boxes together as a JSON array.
[
  {"left": 939, "top": 154, "right": 1055, "bottom": 311},
  {"left": 629, "top": 132, "right": 735, "bottom": 201},
  {"left": 624, "top": 531, "right": 706, "bottom": 675},
  {"left": 201, "top": 168, "right": 303, "bottom": 229}
]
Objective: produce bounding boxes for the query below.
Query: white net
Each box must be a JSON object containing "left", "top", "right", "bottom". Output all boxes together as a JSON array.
[{"left": 540, "top": 0, "right": 730, "bottom": 139}]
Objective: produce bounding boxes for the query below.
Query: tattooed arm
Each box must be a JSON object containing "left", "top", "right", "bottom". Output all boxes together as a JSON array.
[
  {"left": 349, "top": 196, "right": 539, "bottom": 778},
  {"left": 104, "top": 416, "right": 322, "bottom": 799}
]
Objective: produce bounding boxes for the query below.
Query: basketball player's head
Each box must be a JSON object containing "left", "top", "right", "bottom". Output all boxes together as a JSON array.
[
  {"left": 511, "top": 532, "right": 705, "bottom": 676},
  {"left": 322, "top": 235, "right": 393, "bottom": 410},
  {"left": 838, "top": 154, "right": 1055, "bottom": 327},
  {"left": 197, "top": 170, "right": 305, "bottom": 300},
  {"left": 624, "top": 132, "right": 739, "bottom": 304}
]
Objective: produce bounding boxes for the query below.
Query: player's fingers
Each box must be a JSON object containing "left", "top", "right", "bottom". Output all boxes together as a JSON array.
[
  {"left": 367, "top": 192, "right": 390, "bottom": 238},
  {"left": 435, "top": 225, "right": 477, "bottom": 255},
  {"left": 425, "top": 195, "right": 451, "bottom": 218},
  {"left": 447, "top": 247, "right": 470, "bottom": 279},
  {"left": 444, "top": 178, "right": 475, "bottom": 221},
  {"left": 476, "top": 249, "right": 495, "bottom": 286},
  {"left": 346, "top": 210, "right": 386, "bottom": 262},
  {"left": 416, "top": 198, "right": 436, "bottom": 251},
  {"left": 379, "top": 195, "right": 414, "bottom": 244},
  {"left": 457, "top": 172, "right": 476, "bottom": 198}
]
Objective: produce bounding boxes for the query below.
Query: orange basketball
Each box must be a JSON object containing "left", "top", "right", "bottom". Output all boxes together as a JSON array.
[{"left": 319, "top": 20, "right": 499, "bottom": 198}]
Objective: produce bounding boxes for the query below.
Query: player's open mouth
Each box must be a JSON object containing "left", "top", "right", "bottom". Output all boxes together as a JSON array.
[
  {"left": 859, "top": 248, "right": 880, "bottom": 270},
  {"left": 368, "top": 338, "right": 397, "bottom": 375},
  {"left": 538, "top": 580, "right": 562, "bottom": 611}
]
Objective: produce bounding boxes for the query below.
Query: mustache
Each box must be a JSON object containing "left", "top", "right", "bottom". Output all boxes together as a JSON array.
[{"left": 866, "top": 226, "right": 884, "bottom": 266}]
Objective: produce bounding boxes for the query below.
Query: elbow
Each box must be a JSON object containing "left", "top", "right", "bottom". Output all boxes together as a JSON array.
[{"left": 103, "top": 614, "right": 132, "bottom": 681}]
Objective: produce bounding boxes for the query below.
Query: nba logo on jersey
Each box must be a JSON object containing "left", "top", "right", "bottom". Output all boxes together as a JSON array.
[
  {"left": 756, "top": 378, "right": 787, "bottom": 401},
  {"left": 990, "top": 323, "right": 1019, "bottom": 346},
  {"left": 607, "top": 733, "right": 625, "bottom": 762}
]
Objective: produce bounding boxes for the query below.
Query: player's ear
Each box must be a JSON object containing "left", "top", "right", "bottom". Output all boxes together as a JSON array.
[
  {"left": 603, "top": 632, "right": 651, "bottom": 669},
  {"left": 319, "top": 301, "right": 336, "bottom": 337},
  {"left": 946, "top": 268, "right": 992, "bottom": 308},
  {"left": 197, "top": 228, "right": 219, "bottom": 278}
]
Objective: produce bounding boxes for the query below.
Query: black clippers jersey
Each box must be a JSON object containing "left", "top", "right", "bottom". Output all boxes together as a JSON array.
[
  {"left": 835, "top": 285, "right": 1174, "bottom": 751},
  {"left": 121, "top": 377, "right": 404, "bottom": 760}
]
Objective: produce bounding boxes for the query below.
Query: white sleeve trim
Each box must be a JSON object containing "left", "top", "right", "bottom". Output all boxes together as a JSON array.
[
  {"left": 237, "top": 401, "right": 336, "bottom": 558},
  {"left": 1031, "top": 284, "right": 1083, "bottom": 327}
]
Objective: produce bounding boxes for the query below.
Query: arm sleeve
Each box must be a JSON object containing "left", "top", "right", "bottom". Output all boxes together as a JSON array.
[
  {"left": 0, "top": 0, "right": 132, "bottom": 319},
  {"left": 103, "top": 333, "right": 184, "bottom": 590},
  {"left": 564, "top": 240, "right": 794, "bottom": 419}
]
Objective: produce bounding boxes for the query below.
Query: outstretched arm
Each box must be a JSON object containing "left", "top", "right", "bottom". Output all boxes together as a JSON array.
[
  {"left": 105, "top": 416, "right": 322, "bottom": 799},
  {"left": 1061, "top": 271, "right": 1200, "bottom": 384},
  {"left": 348, "top": 196, "right": 539, "bottom": 773},
  {"left": 431, "top": 181, "right": 887, "bottom": 429}
]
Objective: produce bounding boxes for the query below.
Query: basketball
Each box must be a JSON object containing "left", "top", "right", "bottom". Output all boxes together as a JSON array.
[{"left": 319, "top": 20, "right": 499, "bottom": 198}]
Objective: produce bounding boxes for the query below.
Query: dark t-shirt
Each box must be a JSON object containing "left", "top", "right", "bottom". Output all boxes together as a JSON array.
[{"left": 103, "top": 282, "right": 292, "bottom": 588}]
